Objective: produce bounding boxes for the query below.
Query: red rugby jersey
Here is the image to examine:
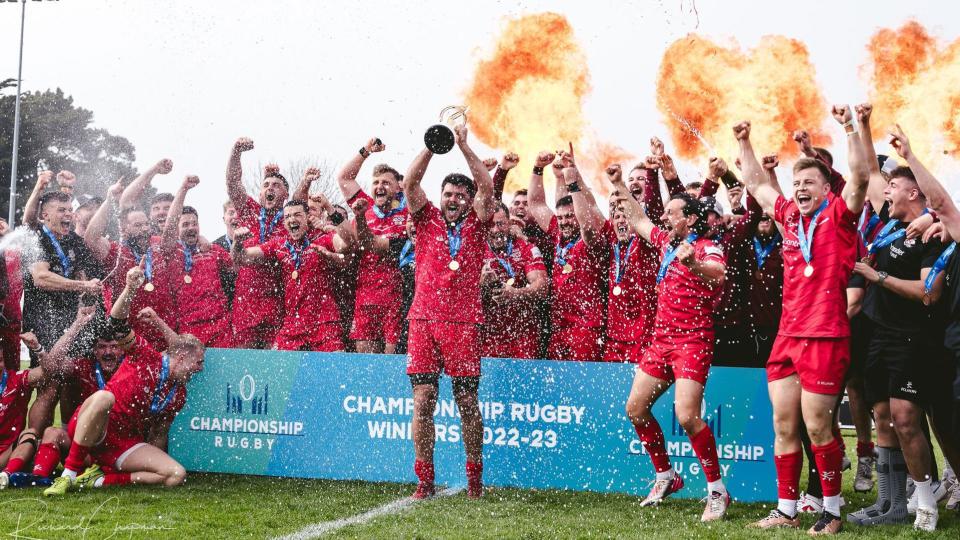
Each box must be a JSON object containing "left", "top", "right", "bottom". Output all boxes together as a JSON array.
[
  {"left": 650, "top": 226, "right": 725, "bottom": 337},
  {"left": 605, "top": 229, "right": 658, "bottom": 344},
  {"left": 549, "top": 217, "right": 612, "bottom": 330},
  {"left": 104, "top": 337, "right": 187, "bottom": 437},
  {"left": 103, "top": 238, "right": 172, "bottom": 348},
  {"left": 162, "top": 243, "right": 232, "bottom": 333},
  {"left": 0, "top": 369, "right": 32, "bottom": 451},
  {"left": 233, "top": 196, "right": 285, "bottom": 332},
  {"left": 481, "top": 237, "right": 547, "bottom": 339}
]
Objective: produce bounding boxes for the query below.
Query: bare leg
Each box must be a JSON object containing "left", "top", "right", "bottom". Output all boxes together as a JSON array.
[
  {"left": 411, "top": 384, "right": 438, "bottom": 463},
  {"left": 453, "top": 387, "right": 483, "bottom": 463},
  {"left": 115, "top": 444, "right": 187, "bottom": 487},
  {"left": 768, "top": 376, "right": 802, "bottom": 455}
]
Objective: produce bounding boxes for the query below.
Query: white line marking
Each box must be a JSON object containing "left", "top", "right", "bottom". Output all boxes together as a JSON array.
[{"left": 273, "top": 486, "right": 464, "bottom": 540}]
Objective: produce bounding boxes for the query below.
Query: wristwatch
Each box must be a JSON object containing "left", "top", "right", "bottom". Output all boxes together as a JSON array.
[{"left": 877, "top": 271, "right": 888, "bottom": 286}]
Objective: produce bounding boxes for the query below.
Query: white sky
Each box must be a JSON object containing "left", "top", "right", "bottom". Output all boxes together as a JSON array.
[{"left": 1, "top": 0, "right": 957, "bottom": 236}]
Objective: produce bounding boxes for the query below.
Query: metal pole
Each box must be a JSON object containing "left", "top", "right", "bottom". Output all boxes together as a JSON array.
[{"left": 8, "top": 0, "right": 27, "bottom": 225}]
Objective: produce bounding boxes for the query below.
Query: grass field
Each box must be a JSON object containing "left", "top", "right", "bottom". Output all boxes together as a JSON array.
[{"left": 0, "top": 435, "right": 956, "bottom": 539}]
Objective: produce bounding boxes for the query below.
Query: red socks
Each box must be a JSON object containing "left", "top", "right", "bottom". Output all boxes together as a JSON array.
[
  {"left": 466, "top": 461, "right": 482, "bottom": 485},
  {"left": 633, "top": 419, "right": 672, "bottom": 473},
  {"left": 31, "top": 443, "right": 60, "bottom": 477},
  {"left": 774, "top": 451, "right": 803, "bottom": 500},
  {"left": 414, "top": 459, "right": 434, "bottom": 486},
  {"left": 3, "top": 457, "right": 26, "bottom": 474},
  {"left": 103, "top": 472, "right": 131, "bottom": 486},
  {"left": 856, "top": 440, "right": 875, "bottom": 459},
  {"left": 689, "top": 426, "right": 721, "bottom": 482},
  {"left": 63, "top": 443, "right": 91, "bottom": 474},
  {"left": 811, "top": 438, "right": 843, "bottom": 497}
]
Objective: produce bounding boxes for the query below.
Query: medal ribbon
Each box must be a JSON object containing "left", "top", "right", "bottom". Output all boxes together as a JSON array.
[
  {"left": 284, "top": 236, "right": 310, "bottom": 271},
  {"left": 41, "top": 225, "right": 72, "bottom": 278},
  {"left": 94, "top": 356, "right": 123, "bottom": 390},
  {"left": 447, "top": 220, "right": 465, "bottom": 262},
  {"left": 372, "top": 193, "right": 407, "bottom": 219},
  {"left": 492, "top": 238, "right": 516, "bottom": 278},
  {"left": 753, "top": 232, "right": 781, "bottom": 269},
  {"left": 398, "top": 240, "right": 414, "bottom": 268},
  {"left": 125, "top": 242, "right": 154, "bottom": 283},
  {"left": 797, "top": 199, "right": 829, "bottom": 266},
  {"left": 0, "top": 370, "right": 8, "bottom": 396},
  {"left": 867, "top": 219, "right": 905, "bottom": 255},
  {"left": 613, "top": 236, "right": 635, "bottom": 284},
  {"left": 657, "top": 233, "right": 698, "bottom": 284},
  {"left": 555, "top": 237, "right": 579, "bottom": 268},
  {"left": 178, "top": 241, "right": 197, "bottom": 274},
  {"left": 259, "top": 207, "right": 283, "bottom": 244},
  {"left": 924, "top": 242, "right": 956, "bottom": 296},
  {"left": 150, "top": 354, "right": 179, "bottom": 415}
]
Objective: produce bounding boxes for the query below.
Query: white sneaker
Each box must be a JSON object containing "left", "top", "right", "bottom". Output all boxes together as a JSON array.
[
  {"left": 798, "top": 492, "right": 844, "bottom": 514},
  {"left": 946, "top": 480, "right": 960, "bottom": 511},
  {"left": 854, "top": 456, "right": 876, "bottom": 493},
  {"left": 907, "top": 480, "right": 946, "bottom": 515},
  {"left": 913, "top": 507, "right": 938, "bottom": 531},
  {"left": 0, "top": 471, "right": 8, "bottom": 490}
]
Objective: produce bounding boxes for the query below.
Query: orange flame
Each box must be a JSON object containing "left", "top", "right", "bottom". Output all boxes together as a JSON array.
[
  {"left": 464, "top": 13, "right": 609, "bottom": 194},
  {"left": 865, "top": 21, "right": 960, "bottom": 162},
  {"left": 656, "top": 34, "right": 831, "bottom": 162},
  {"left": 576, "top": 140, "right": 635, "bottom": 199}
]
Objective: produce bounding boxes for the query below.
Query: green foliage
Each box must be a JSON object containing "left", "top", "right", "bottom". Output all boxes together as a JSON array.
[{"left": 0, "top": 83, "right": 138, "bottom": 221}]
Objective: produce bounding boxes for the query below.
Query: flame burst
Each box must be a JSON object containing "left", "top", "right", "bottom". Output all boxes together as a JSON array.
[
  {"left": 465, "top": 13, "right": 622, "bottom": 194},
  {"left": 656, "top": 34, "right": 831, "bottom": 162},
  {"left": 865, "top": 21, "right": 960, "bottom": 162}
]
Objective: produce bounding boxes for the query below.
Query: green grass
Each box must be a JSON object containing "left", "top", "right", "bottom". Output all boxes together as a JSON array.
[{"left": 0, "top": 435, "right": 955, "bottom": 539}]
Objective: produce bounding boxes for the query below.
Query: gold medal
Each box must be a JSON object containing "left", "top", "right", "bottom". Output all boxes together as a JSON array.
[
  {"left": 144, "top": 282, "right": 155, "bottom": 292},
  {"left": 391, "top": 199, "right": 400, "bottom": 210},
  {"left": 183, "top": 275, "right": 192, "bottom": 284},
  {"left": 613, "top": 285, "right": 622, "bottom": 296},
  {"left": 803, "top": 264, "right": 814, "bottom": 278},
  {"left": 505, "top": 278, "right": 515, "bottom": 288},
  {"left": 291, "top": 270, "right": 299, "bottom": 280},
  {"left": 449, "top": 260, "right": 460, "bottom": 271},
  {"left": 563, "top": 263, "right": 573, "bottom": 274}
]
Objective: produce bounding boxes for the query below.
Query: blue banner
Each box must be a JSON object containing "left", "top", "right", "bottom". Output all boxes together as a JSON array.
[{"left": 169, "top": 350, "right": 775, "bottom": 501}]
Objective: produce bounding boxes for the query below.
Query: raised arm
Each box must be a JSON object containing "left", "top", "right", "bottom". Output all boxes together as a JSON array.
[
  {"left": 293, "top": 167, "right": 321, "bottom": 202},
  {"left": 734, "top": 121, "right": 780, "bottom": 216},
  {"left": 137, "top": 307, "right": 178, "bottom": 347},
  {"left": 229, "top": 227, "right": 265, "bottom": 266},
  {"left": 22, "top": 171, "right": 53, "bottom": 228},
  {"left": 111, "top": 260, "right": 145, "bottom": 322},
  {"left": 835, "top": 105, "right": 869, "bottom": 215},
  {"left": 402, "top": 148, "right": 433, "bottom": 216},
  {"left": 454, "top": 124, "right": 497, "bottom": 222},
  {"left": 607, "top": 164, "right": 654, "bottom": 243},
  {"left": 561, "top": 161, "right": 606, "bottom": 248},
  {"left": 854, "top": 103, "right": 887, "bottom": 212},
  {"left": 337, "top": 138, "right": 386, "bottom": 201},
  {"left": 84, "top": 178, "right": 124, "bottom": 261},
  {"left": 890, "top": 124, "right": 960, "bottom": 240},
  {"left": 651, "top": 137, "right": 684, "bottom": 194},
  {"left": 161, "top": 176, "right": 199, "bottom": 250},
  {"left": 350, "top": 198, "right": 390, "bottom": 256},
  {"left": 493, "top": 152, "right": 518, "bottom": 202},
  {"left": 226, "top": 138, "right": 255, "bottom": 211},
  {"left": 526, "top": 151, "right": 556, "bottom": 232},
  {"left": 27, "top": 306, "right": 97, "bottom": 384},
  {"left": 119, "top": 159, "right": 173, "bottom": 211}
]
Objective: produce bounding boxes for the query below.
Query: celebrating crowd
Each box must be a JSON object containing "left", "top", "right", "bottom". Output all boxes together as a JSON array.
[{"left": 0, "top": 101, "right": 958, "bottom": 535}]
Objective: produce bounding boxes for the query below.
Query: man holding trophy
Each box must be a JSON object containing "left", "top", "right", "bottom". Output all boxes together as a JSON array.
[{"left": 402, "top": 108, "right": 497, "bottom": 499}]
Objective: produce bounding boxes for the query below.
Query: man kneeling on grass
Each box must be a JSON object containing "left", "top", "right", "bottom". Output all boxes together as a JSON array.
[{"left": 45, "top": 260, "right": 205, "bottom": 495}]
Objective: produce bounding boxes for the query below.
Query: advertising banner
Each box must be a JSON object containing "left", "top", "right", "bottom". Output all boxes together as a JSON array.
[{"left": 169, "top": 350, "right": 775, "bottom": 501}]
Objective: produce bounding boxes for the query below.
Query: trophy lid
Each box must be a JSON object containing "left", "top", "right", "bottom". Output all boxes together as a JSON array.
[{"left": 424, "top": 124, "right": 455, "bottom": 154}]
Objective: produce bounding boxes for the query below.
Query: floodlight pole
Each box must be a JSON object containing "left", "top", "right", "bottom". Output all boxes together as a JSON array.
[{"left": 8, "top": 0, "right": 27, "bottom": 225}]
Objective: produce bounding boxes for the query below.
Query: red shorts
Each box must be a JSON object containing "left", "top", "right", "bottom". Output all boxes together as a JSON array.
[
  {"left": 66, "top": 409, "right": 144, "bottom": 470},
  {"left": 639, "top": 333, "right": 713, "bottom": 385},
  {"left": 480, "top": 330, "right": 539, "bottom": 359},
  {"left": 233, "top": 323, "right": 279, "bottom": 349},
  {"left": 350, "top": 302, "right": 402, "bottom": 345},
  {"left": 767, "top": 335, "right": 849, "bottom": 395},
  {"left": 183, "top": 317, "right": 234, "bottom": 348},
  {"left": 547, "top": 326, "right": 603, "bottom": 361},
  {"left": 406, "top": 320, "right": 481, "bottom": 377},
  {"left": 274, "top": 322, "right": 344, "bottom": 352},
  {"left": 603, "top": 338, "right": 645, "bottom": 363}
]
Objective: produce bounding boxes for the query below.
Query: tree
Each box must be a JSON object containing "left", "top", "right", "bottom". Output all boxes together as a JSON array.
[
  {"left": 244, "top": 157, "right": 346, "bottom": 210},
  {"left": 0, "top": 81, "right": 138, "bottom": 221}
]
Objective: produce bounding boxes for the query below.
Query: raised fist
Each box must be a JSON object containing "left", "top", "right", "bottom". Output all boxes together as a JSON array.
[
  {"left": 352, "top": 197, "right": 369, "bottom": 215},
  {"left": 888, "top": 124, "right": 913, "bottom": 160},
  {"left": 726, "top": 184, "right": 744, "bottom": 208},
  {"left": 264, "top": 164, "right": 281, "bottom": 177},
  {"left": 155, "top": 159, "right": 174, "bottom": 175},
  {"left": 182, "top": 175, "right": 200, "bottom": 191},
  {"left": 831, "top": 104, "right": 853, "bottom": 125},
  {"left": 708, "top": 157, "right": 728, "bottom": 180},
  {"left": 660, "top": 154, "right": 678, "bottom": 180},
  {"left": 732, "top": 121, "right": 751, "bottom": 141},
  {"left": 761, "top": 154, "right": 779, "bottom": 170},
  {"left": 36, "top": 170, "right": 54, "bottom": 190},
  {"left": 855, "top": 103, "right": 873, "bottom": 124},
  {"left": 56, "top": 170, "right": 76, "bottom": 185},
  {"left": 650, "top": 137, "right": 665, "bottom": 157},
  {"left": 234, "top": 137, "right": 255, "bottom": 153},
  {"left": 551, "top": 160, "right": 565, "bottom": 176},
  {"left": 482, "top": 158, "right": 499, "bottom": 172},
  {"left": 605, "top": 164, "right": 623, "bottom": 184},
  {"left": 302, "top": 167, "right": 322, "bottom": 184},
  {"left": 365, "top": 137, "right": 386, "bottom": 153},
  {"left": 137, "top": 307, "right": 160, "bottom": 325},
  {"left": 535, "top": 151, "right": 556, "bottom": 168},
  {"left": 107, "top": 177, "right": 125, "bottom": 199},
  {"left": 676, "top": 242, "right": 696, "bottom": 267},
  {"left": 126, "top": 262, "right": 145, "bottom": 289},
  {"left": 75, "top": 304, "right": 97, "bottom": 326},
  {"left": 453, "top": 123, "right": 468, "bottom": 145},
  {"left": 557, "top": 142, "right": 575, "bottom": 167},
  {"left": 233, "top": 226, "right": 253, "bottom": 243},
  {"left": 501, "top": 152, "right": 519, "bottom": 171},
  {"left": 643, "top": 156, "right": 661, "bottom": 170}
]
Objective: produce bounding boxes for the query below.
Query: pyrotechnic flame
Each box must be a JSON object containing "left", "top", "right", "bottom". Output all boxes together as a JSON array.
[
  {"left": 465, "top": 13, "right": 627, "bottom": 194},
  {"left": 864, "top": 21, "right": 960, "bottom": 163},
  {"left": 656, "top": 34, "right": 831, "bottom": 162}
]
